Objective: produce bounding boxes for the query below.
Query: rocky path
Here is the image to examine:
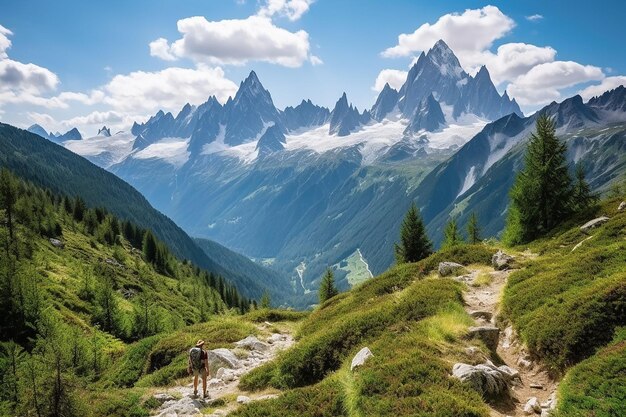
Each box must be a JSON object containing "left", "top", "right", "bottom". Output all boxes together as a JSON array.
[
  {"left": 457, "top": 256, "right": 557, "bottom": 417},
  {"left": 151, "top": 323, "right": 294, "bottom": 417}
]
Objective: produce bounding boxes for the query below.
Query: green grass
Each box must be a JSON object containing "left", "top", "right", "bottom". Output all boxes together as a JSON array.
[
  {"left": 244, "top": 309, "right": 309, "bottom": 323},
  {"left": 501, "top": 202, "right": 626, "bottom": 373},
  {"left": 555, "top": 328, "right": 626, "bottom": 417}
]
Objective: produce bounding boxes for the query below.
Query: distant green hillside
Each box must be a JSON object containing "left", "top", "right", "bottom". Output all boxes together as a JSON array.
[{"left": 0, "top": 123, "right": 286, "bottom": 301}]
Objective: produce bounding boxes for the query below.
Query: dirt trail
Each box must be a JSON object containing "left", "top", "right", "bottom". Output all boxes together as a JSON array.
[
  {"left": 151, "top": 323, "right": 294, "bottom": 417},
  {"left": 460, "top": 266, "right": 557, "bottom": 417}
]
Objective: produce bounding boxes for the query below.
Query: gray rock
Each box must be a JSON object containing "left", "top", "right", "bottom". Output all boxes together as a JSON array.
[
  {"left": 153, "top": 393, "right": 176, "bottom": 404},
  {"left": 49, "top": 238, "right": 64, "bottom": 249},
  {"left": 529, "top": 383, "right": 543, "bottom": 389},
  {"left": 467, "top": 326, "right": 500, "bottom": 351},
  {"left": 470, "top": 311, "right": 493, "bottom": 322},
  {"left": 492, "top": 250, "right": 514, "bottom": 270},
  {"left": 236, "top": 395, "right": 251, "bottom": 404},
  {"left": 236, "top": 335, "right": 270, "bottom": 352},
  {"left": 580, "top": 216, "right": 610, "bottom": 233},
  {"left": 207, "top": 348, "right": 241, "bottom": 375},
  {"left": 438, "top": 262, "right": 465, "bottom": 277},
  {"left": 524, "top": 397, "right": 541, "bottom": 414},
  {"left": 156, "top": 396, "right": 202, "bottom": 417},
  {"left": 618, "top": 201, "right": 626, "bottom": 211},
  {"left": 351, "top": 347, "right": 373, "bottom": 371},
  {"left": 517, "top": 357, "right": 532, "bottom": 369},
  {"left": 452, "top": 361, "right": 516, "bottom": 398}
]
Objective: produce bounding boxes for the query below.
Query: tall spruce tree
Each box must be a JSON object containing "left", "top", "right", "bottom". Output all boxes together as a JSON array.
[
  {"left": 395, "top": 202, "right": 432, "bottom": 263},
  {"left": 466, "top": 212, "right": 481, "bottom": 244},
  {"left": 318, "top": 268, "right": 338, "bottom": 304},
  {"left": 442, "top": 218, "right": 462, "bottom": 248},
  {"left": 504, "top": 114, "right": 574, "bottom": 244},
  {"left": 572, "top": 163, "right": 596, "bottom": 211},
  {"left": 259, "top": 290, "right": 271, "bottom": 309}
]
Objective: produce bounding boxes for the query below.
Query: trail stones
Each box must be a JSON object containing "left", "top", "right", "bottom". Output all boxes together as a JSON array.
[
  {"left": 236, "top": 396, "right": 251, "bottom": 404},
  {"left": 153, "top": 393, "right": 175, "bottom": 404},
  {"left": 351, "top": 347, "right": 373, "bottom": 371},
  {"left": 236, "top": 335, "right": 270, "bottom": 352},
  {"left": 580, "top": 216, "right": 609, "bottom": 233},
  {"left": 452, "top": 361, "right": 518, "bottom": 398},
  {"left": 470, "top": 311, "right": 493, "bottom": 322},
  {"left": 618, "top": 201, "right": 626, "bottom": 211},
  {"left": 207, "top": 349, "right": 241, "bottom": 375},
  {"left": 524, "top": 397, "right": 541, "bottom": 414},
  {"left": 467, "top": 326, "right": 500, "bottom": 351},
  {"left": 492, "top": 250, "right": 514, "bottom": 270},
  {"left": 438, "top": 262, "right": 465, "bottom": 276}
]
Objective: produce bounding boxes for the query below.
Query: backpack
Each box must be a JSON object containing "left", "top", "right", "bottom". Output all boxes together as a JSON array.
[{"left": 189, "top": 347, "right": 203, "bottom": 370}]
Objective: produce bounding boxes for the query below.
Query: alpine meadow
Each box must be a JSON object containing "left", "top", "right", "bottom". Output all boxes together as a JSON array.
[{"left": 1, "top": 2, "right": 625, "bottom": 417}]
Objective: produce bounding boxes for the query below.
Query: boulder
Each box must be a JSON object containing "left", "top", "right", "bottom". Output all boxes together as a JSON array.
[
  {"left": 49, "top": 238, "right": 64, "bottom": 249},
  {"left": 207, "top": 349, "right": 240, "bottom": 375},
  {"left": 492, "top": 250, "right": 514, "bottom": 270},
  {"left": 467, "top": 326, "right": 500, "bottom": 351},
  {"left": 470, "top": 311, "right": 493, "bottom": 322},
  {"left": 153, "top": 393, "right": 176, "bottom": 404},
  {"left": 236, "top": 335, "right": 270, "bottom": 352},
  {"left": 156, "top": 397, "right": 202, "bottom": 417},
  {"left": 618, "top": 201, "right": 626, "bottom": 211},
  {"left": 236, "top": 395, "right": 251, "bottom": 404},
  {"left": 438, "top": 262, "right": 465, "bottom": 277},
  {"left": 580, "top": 216, "right": 609, "bottom": 233},
  {"left": 452, "top": 361, "right": 518, "bottom": 398},
  {"left": 524, "top": 397, "right": 541, "bottom": 414},
  {"left": 351, "top": 347, "right": 373, "bottom": 371}
]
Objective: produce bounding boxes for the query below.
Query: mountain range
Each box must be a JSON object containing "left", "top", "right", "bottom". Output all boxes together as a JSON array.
[{"left": 25, "top": 40, "right": 626, "bottom": 307}]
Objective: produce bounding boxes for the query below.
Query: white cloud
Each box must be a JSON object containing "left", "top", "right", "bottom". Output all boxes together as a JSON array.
[
  {"left": 579, "top": 76, "right": 626, "bottom": 101},
  {"left": 382, "top": 6, "right": 515, "bottom": 62},
  {"left": 0, "top": 25, "right": 12, "bottom": 59},
  {"left": 525, "top": 14, "right": 544, "bottom": 22},
  {"left": 310, "top": 55, "right": 323, "bottom": 66},
  {"left": 154, "top": 16, "right": 311, "bottom": 68},
  {"left": 507, "top": 61, "right": 604, "bottom": 105},
  {"left": 257, "top": 0, "right": 315, "bottom": 21},
  {"left": 482, "top": 43, "right": 556, "bottom": 85},
  {"left": 372, "top": 69, "right": 407, "bottom": 92},
  {"left": 0, "top": 59, "right": 59, "bottom": 93},
  {"left": 103, "top": 65, "right": 238, "bottom": 113},
  {"left": 149, "top": 38, "right": 176, "bottom": 61}
]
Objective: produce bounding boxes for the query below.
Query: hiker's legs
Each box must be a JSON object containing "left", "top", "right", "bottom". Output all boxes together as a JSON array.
[
  {"left": 193, "top": 374, "right": 199, "bottom": 395},
  {"left": 202, "top": 373, "right": 207, "bottom": 396}
]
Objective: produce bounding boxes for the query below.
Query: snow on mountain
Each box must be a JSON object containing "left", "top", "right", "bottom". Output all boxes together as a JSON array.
[
  {"left": 64, "top": 131, "right": 135, "bottom": 168},
  {"left": 133, "top": 137, "right": 190, "bottom": 168}
]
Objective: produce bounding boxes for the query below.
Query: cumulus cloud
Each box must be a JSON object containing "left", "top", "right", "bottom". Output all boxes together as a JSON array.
[
  {"left": 507, "top": 61, "right": 604, "bottom": 105},
  {"left": 0, "top": 25, "right": 12, "bottom": 58},
  {"left": 525, "top": 14, "right": 544, "bottom": 22},
  {"left": 103, "top": 65, "right": 238, "bottom": 113},
  {"left": 310, "top": 55, "right": 323, "bottom": 66},
  {"left": 257, "top": 0, "right": 315, "bottom": 21},
  {"left": 482, "top": 43, "right": 556, "bottom": 85},
  {"left": 150, "top": 16, "right": 312, "bottom": 67},
  {"left": 372, "top": 69, "right": 407, "bottom": 92},
  {"left": 149, "top": 38, "right": 176, "bottom": 61},
  {"left": 579, "top": 76, "right": 626, "bottom": 101},
  {"left": 382, "top": 6, "right": 515, "bottom": 62}
]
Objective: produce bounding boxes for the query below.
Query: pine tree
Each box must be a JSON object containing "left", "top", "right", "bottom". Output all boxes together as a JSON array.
[
  {"left": 504, "top": 115, "right": 574, "bottom": 244},
  {"left": 142, "top": 230, "right": 158, "bottom": 264},
  {"left": 466, "top": 212, "right": 481, "bottom": 244},
  {"left": 442, "top": 218, "right": 462, "bottom": 248},
  {"left": 395, "top": 203, "right": 432, "bottom": 263},
  {"left": 259, "top": 290, "right": 271, "bottom": 309},
  {"left": 0, "top": 168, "right": 17, "bottom": 243},
  {"left": 572, "top": 163, "right": 596, "bottom": 211},
  {"left": 318, "top": 268, "right": 338, "bottom": 304}
]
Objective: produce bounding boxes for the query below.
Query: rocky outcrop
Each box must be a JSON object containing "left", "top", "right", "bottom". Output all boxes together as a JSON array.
[
  {"left": 207, "top": 348, "right": 241, "bottom": 375},
  {"left": 580, "top": 216, "right": 610, "bottom": 233},
  {"left": 524, "top": 397, "right": 541, "bottom": 414},
  {"left": 235, "top": 335, "right": 270, "bottom": 352},
  {"left": 467, "top": 326, "right": 500, "bottom": 351},
  {"left": 351, "top": 347, "right": 373, "bottom": 371},
  {"left": 492, "top": 250, "right": 514, "bottom": 270},
  {"left": 452, "top": 361, "right": 519, "bottom": 398},
  {"left": 438, "top": 262, "right": 466, "bottom": 277},
  {"left": 618, "top": 201, "right": 625, "bottom": 211}
]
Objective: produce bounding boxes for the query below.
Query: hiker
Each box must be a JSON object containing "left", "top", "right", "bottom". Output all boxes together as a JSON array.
[{"left": 188, "top": 339, "right": 210, "bottom": 398}]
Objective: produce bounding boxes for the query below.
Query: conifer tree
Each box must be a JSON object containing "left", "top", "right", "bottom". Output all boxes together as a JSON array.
[
  {"left": 318, "top": 268, "right": 338, "bottom": 304},
  {"left": 572, "top": 163, "right": 596, "bottom": 211},
  {"left": 504, "top": 115, "right": 574, "bottom": 244},
  {"left": 395, "top": 202, "right": 432, "bottom": 263},
  {"left": 259, "top": 290, "right": 271, "bottom": 309},
  {"left": 466, "top": 212, "right": 481, "bottom": 244},
  {"left": 0, "top": 168, "right": 17, "bottom": 242},
  {"left": 442, "top": 218, "right": 462, "bottom": 248}
]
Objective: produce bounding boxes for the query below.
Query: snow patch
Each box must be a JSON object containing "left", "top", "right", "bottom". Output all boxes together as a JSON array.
[
  {"left": 457, "top": 165, "right": 476, "bottom": 197},
  {"left": 133, "top": 137, "right": 190, "bottom": 168},
  {"left": 64, "top": 131, "right": 136, "bottom": 168}
]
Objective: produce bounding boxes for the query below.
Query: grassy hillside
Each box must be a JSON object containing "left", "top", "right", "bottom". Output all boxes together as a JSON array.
[
  {"left": 231, "top": 245, "right": 496, "bottom": 417},
  {"left": 0, "top": 123, "right": 285, "bottom": 301}
]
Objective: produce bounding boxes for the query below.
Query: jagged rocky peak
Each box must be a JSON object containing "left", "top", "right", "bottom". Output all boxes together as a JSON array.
[
  {"left": 329, "top": 92, "right": 363, "bottom": 136},
  {"left": 282, "top": 99, "right": 330, "bottom": 131},
  {"left": 541, "top": 95, "right": 599, "bottom": 129},
  {"left": 427, "top": 39, "right": 465, "bottom": 79},
  {"left": 60, "top": 127, "right": 83, "bottom": 141},
  {"left": 97, "top": 126, "right": 111, "bottom": 137},
  {"left": 371, "top": 83, "right": 399, "bottom": 121},
  {"left": 404, "top": 93, "right": 446, "bottom": 135},
  {"left": 256, "top": 124, "right": 286, "bottom": 156},
  {"left": 588, "top": 85, "right": 626, "bottom": 112},
  {"left": 27, "top": 124, "right": 51, "bottom": 140}
]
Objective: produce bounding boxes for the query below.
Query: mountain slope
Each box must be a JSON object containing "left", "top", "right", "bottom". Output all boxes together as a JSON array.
[{"left": 0, "top": 123, "right": 290, "bottom": 301}]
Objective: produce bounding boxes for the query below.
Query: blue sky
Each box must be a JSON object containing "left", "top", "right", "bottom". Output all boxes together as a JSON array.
[{"left": 1, "top": 0, "right": 625, "bottom": 135}]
